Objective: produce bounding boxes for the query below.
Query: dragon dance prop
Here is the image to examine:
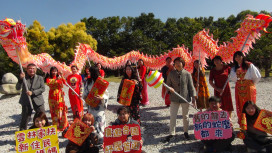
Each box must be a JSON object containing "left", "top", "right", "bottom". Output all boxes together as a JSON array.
[
  {"left": 0, "top": 14, "right": 272, "bottom": 77},
  {"left": 146, "top": 70, "right": 199, "bottom": 111}
]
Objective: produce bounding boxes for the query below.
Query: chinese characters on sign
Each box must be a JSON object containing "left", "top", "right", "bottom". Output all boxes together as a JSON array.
[
  {"left": 193, "top": 111, "right": 232, "bottom": 140},
  {"left": 104, "top": 124, "right": 141, "bottom": 153},
  {"left": 15, "top": 125, "right": 59, "bottom": 153}
]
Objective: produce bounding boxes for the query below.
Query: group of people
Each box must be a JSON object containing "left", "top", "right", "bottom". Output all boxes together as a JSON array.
[{"left": 15, "top": 51, "right": 271, "bottom": 153}]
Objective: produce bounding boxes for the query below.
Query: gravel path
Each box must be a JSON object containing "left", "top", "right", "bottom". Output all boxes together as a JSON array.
[{"left": 0, "top": 76, "right": 271, "bottom": 153}]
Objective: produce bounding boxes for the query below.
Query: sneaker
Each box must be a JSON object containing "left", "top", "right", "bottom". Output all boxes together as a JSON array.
[
  {"left": 184, "top": 132, "right": 190, "bottom": 140},
  {"left": 162, "top": 135, "right": 174, "bottom": 143}
]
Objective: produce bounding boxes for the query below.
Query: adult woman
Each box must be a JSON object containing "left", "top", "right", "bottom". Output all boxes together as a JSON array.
[
  {"left": 64, "top": 113, "right": 99, "bottom": 153},
  {"left": 45, "top": 66, "right": 68, "bottom": 131},
  {"left": 81, "top": 66, "right": 91, "bottom": 86},
  {"left": 209, "top": 56, "right": 233, "bottom": 116},
  {"left": 96, "top": 63, "right": 105, "bottom": 78},
  {"left": 242, "top": 101, "right": 272, "bottom": 152},
  {"left": 29, "top": 112, "right": 50, "bottom": 129},
  {"left": 230, "top": 51, "right": 261, "bottom": 122},
  {"left": 83, "top": 66, "right": 109, "bottom": 145},
  {"left": 137, "top": 59, "right": 149, "bottom": 106},
  {"left": 161, "top": 57, "right": 174, "bottom": 107},
  {"left": 192, "top": 60, "right": 210, "bottom": 111},
  {"left": 67, "top": 65, "right": 84, "bottom": 119},
  {"left": 117, "top": 65, "right": 142, "bottom": 124}
]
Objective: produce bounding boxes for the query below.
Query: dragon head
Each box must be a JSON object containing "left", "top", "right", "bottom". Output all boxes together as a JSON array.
[{"left": 0, "top": 18, "right": 26, "bottom": 45}]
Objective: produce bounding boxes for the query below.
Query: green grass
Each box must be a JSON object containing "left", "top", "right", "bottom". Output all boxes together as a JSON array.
[
  {"left": 260, "top": 70, "right": 272, "bottom": 78},
  {"left": 104, "top": 76, "right": 122, "bottom": 83}
]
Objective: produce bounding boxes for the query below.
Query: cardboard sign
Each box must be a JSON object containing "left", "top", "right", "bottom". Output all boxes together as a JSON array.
[
  {"left": 85, "top": 77, "right": 109, "bottom": 107},
  {"left": 64, "top": 118, "right": 93, "bottom": 146},
  {"left": 254, "top": 109, "right": 272, "bottom": 135},
  {"left": 15, "top": 125, "right": 59, "bottom": 153},
  {"left": 103, "top": 124, "right": 141, "bottom": 153},
  {"left": 119, "top": 79, "right": 135, "bottom": 106},
  {"left": 193, "top": 111, "right": 232, "bottom": 140}
]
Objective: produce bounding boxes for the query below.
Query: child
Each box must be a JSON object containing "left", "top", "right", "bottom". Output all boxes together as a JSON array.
[
  {"left": 201, "top": 96, "right": 235, "bottom": 153},
  {"left": 29, "top": 112, "right": 50, "bottom": 129},
  {"left": 242, "top": 101, "right": 272, "bottom": 153},
  {"left": 64, "top": 113, "right": 99, "bottom": 153},
  {"left": 112, "top": 107, "right": 145, "bottom": 153}
]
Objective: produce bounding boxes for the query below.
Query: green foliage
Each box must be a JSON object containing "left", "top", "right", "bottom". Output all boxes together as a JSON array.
[{"left": 47, "top": 22, "right": 97, "bottom": 64}]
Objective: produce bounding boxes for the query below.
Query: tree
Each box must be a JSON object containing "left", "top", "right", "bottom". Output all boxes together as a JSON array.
[{"left": 47, "top": 22, "right": 97, "bottom": 64}]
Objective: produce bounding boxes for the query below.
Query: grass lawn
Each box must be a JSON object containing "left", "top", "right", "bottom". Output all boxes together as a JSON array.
[{"left": 104, "top": 76, "right": 122, "bottom": 83}]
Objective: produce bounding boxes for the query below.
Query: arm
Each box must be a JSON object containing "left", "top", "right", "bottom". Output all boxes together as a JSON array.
[
  {"left": 248, "top": 64, "right": 261, "bottom": 84},
  {"left": 188, "top": 73, "right": 197, "bottom": 103},
  {"left": 229, "top": 67, "right": 237, "bottom": 83},
  {"left": 117, "top": 79, "right": 124, "bottom": 101}
]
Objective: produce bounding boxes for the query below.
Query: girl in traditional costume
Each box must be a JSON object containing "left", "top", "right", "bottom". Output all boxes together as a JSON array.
[
  {"left": 45, "top": 66, "right": 68, "bottom": 131},
  {"left": 83, "top": 66, "right": 109, "bottom": 145},
  {"left": 117, "top": 65, "right": 142, "bottom": 125},
  {"left": 191, "top": 60, "right": 209, "bottom": 111},
  {"left": 67, "top": 65, "right": 84, "bottom": 119},
  {"left": 209, "top": 56, "right": 233, "bottom": 117},
  {"left": 137, "top": 59, "right": 149, "bottom": 106},
  {"left": 230, "top": 51, "right": 261, "bottom": 122}
]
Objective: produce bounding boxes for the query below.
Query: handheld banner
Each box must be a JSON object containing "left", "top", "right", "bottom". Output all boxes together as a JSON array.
[
  {"left": 103, "top": 124, "right": 141, "bottom": 153},
  {"left": 254, "top": 109, "right": 272, "bottom": 135},
  {"left": 64, "top": 118, "right": 93, "bottom": 146},
  {"left": 193, "top": 111, "right": 232, "bottom": 140},
  {"left": 85, "top": 76, "right": 109, "bottom": 108},
  {"left": 119, "top": 79, "right": 135, "bottom": 106},
  {"left": 15, "top": 125, "right": 59, "bottom": 153}
]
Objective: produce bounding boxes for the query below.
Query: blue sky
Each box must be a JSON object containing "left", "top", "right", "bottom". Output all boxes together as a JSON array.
[{"left": 0, "top": 0, "right": 271, "bottom": 31}]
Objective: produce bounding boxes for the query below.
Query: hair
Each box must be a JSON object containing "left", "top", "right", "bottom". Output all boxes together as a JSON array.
[
  {"left": 49, "top": 66, "right": 59, "bottom": 78},
  {"left": 123, "top": 65, "right": 138, "bottom": 80},
  {"left": 242, "top": 101, "right": 261, "bottom": 121},
  {"left": 166, "top": 57, "right": 172, "bottom": 61},
  {"left": 212, "top": 56, "right": 223, "bottom": 67},
  {"left": 27, "top": 63, "right": 37, "bottom": 68},
  {"left": 173, "top": 57, "right": 186, "bottom": 67},
  {"left": 192, "top": 60, "right": 201, "bottom": 75},
  {"left": 126, "top": 60, "right": 132, "bottom": 66},
  {"left": 84, "top": 66, "right": 90, "bottom": 75},
  {"left": 208, "top": 96, "right": 221, "bottom": 103},
  {"left": 87, "top": 66, "right": 100, "bottom": 84},
  {"left": 233, "top": 51, "right": 249, "bottom": 72},
  {"left": 33, "top": 112, "right": 50, "bottom": 127},
  {"left": 71, "top": 65, "right": 79, "bottom": 70},
  {"left": 117, "top": 106, "right": 130, "bottom": 116},
  {"left": 82, "top": 113, "right": 95, "bottom": 126},
  {"left": 138, "top": 59, "right": 145, "bottom": 66}
]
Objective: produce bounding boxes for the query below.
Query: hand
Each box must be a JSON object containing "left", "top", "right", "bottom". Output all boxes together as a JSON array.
[
  {"left": 90, "top": 126, "right": 95, "bottom": 131},
  {"left": 79, "top": 93, "right": 82, "bottom": 97},
  {"left": 139, "top": 78, "right": 142, "bottom": 82},
  {"left": 169, "top": 87, "right": 175, "bottom": 93},
  {"left": 26, "top": 91, "right": 32, "bottom": 96},
  {"left": 215, "top": 87, "right": 223, "bottom": 93},
  {"left": 192, "top": 98, "right": 196, "bottom": 108},
  {"left": 19, "top": 72, "right": 25, "bottom": 79},
  {"left": 132, "top": 79, "right": 139, "bottom": 84},
  {"left": 94, "top": 95, "right": 103, "bottom": 101},
  {"left": 140, "top": 139, "right": 143, "bottom": 146}
]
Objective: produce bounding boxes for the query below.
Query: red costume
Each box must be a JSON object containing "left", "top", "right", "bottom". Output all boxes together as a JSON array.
[
  {"left": 67, "top": 74, "right": 84, "bottom": 118},
  {"left": 138, "top": 65, "right": 149, "bottom": 105},
  {"left": 209, "top": 65, "right": 233, "bottom": 111},
  {"left": 46, "top": 77, "right": 68, "bottom": 131},
  {"left": 99, "top": 69, "right": 105, "bottom": 78}
]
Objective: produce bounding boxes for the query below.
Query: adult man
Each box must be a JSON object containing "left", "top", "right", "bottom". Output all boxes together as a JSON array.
[
  {"left": 16, "top": 63, "right": 45, "bottom": 130},
  {"left": 161, "top": 57, "right": 174, "bottom": 107},
  {"left": 164, "top": 57, "right": 196, "bottom": 142}
]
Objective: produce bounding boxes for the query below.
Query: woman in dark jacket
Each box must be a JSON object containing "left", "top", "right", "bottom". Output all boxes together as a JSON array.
[{"left": 117, "top": 65, "right": 142, "bottom": 125}]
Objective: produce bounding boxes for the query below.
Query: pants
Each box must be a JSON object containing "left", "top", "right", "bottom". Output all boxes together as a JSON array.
[
  {"left": 20, "top": 103, "right": 45, "bottom": 130},
  {"left": 169, "top": 101, "right": 189, "bottom": 135}
]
